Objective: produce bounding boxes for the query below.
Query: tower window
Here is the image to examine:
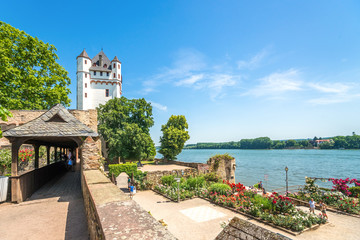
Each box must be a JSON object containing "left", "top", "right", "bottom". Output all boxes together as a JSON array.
[
  {"left": 94, "top": 71, "right": 96, "bottom": 76},
  {"left": 85, "top": 83, "right": 87, "bottom": 88},
  {"left": 106, "top": 89, "right": 109, "bottom": 97},
  {"left": 85, "top": 93, "right": 87, "bottom": 98},
  {"left": 113, "top": 63, "right": 116, "bottom": 68},
  {"left": 113, "top": 73, "right": 116, "bottom": 78},
  {"left": 85, "top": 60, "right": 87, "bottom": 64},
  {"left": 118, "top": 74, "right": 120, "bottom": 78},
  {"left": 107, "top": 72, "right": 109, "bottom": 76},
  {"left": 118, "top": 64, "right": 120, "bottom": 69},
  {"left": 85, "top": 73, "right": 87, "bottom": 78},
  {"left": 100, "top": 72, "right": 103, "bottom": 76}
]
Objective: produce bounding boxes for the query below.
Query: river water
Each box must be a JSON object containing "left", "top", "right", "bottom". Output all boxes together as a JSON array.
[{"left": 156, "top": 149, "right": 360, "bottom": 191}]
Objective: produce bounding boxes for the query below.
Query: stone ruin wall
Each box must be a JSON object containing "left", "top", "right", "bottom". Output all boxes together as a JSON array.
[
  {"left": 207, "top": 156, "right": 236, "bottom": 183},
  {"left": 0, "top": 109, "right": 98, "bottom": 148},
  {"left": 216, "top": 217, "right": 290, "bottom": 240},
  {"left": 145, "top": 168, "right": 198, "bottom": 188}
]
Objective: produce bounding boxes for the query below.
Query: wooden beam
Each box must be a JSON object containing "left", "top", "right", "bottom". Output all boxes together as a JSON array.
[
  {"left": 10, "top": 140, "right": 21, "bottom": 203},
  {"left": 33, "top": 144, "right": 40, "bottom": 169},
  {"left": 46, "top": 145, "right": 50, "bottom": 165}
]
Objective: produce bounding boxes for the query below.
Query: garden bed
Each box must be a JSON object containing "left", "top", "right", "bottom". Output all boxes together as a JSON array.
[
  {"left": 199, "top": 196, "right": 326, "bottom": 236},
  {"left": 153, "top": 174, "right": 327, "bottom": 234},
  {"left": 288, "top": 196, "right": 360, "bottom": 219}
]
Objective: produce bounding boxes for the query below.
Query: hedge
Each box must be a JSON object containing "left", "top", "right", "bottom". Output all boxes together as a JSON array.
[{"left": 109, "top": 163, "right": 137, "bottom": 177}]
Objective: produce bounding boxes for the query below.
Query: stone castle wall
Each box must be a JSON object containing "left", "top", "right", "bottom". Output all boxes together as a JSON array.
[
  {"left": 207, "top": 156, "right": 236, "bottom": 183},
  {"left": 145, "top": 168, "right": 198, "bottom": 188},
  {"left": 216, "top": 217, "right": 290, "bottom": 240}
]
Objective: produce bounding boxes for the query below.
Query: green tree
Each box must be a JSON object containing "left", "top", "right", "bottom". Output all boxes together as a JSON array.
[
  {"left": 0, "top": 105, "right": 12, "bottom": 137},
  {"left": 97, "top": 97, "right": 155, "bottom": 162},
  {"left": 159, "top": 115, "right": 190, "bottom": 160},
  {"left": 0, "top": 21, "right": 71, "bottom": 110}
]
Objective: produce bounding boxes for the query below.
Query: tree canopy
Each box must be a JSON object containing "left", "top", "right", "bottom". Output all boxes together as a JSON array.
[
  {"left": 97, "top": 97, "right": 155, "bottom": 161},
  {"left": 0, "top": 105, "right": 12, "bottom": 137},
  {"left": 159, "top": 115, "right": 190, "bottom": 160},
  {"left": 0, "top": 21, "right": 71, "bottom": 110}
]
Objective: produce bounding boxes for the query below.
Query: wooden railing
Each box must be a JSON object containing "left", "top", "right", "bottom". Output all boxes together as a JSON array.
[{"left": 10, "top": 161, "right": 66, "bottom": 202}]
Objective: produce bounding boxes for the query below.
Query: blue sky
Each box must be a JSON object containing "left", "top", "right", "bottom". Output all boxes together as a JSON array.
[{"left": 2, "top": 1, "right": 360, "bottom": 144}]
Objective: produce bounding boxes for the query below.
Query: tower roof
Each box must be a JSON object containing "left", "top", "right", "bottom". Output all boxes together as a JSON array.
[
  {"left": 111, "top": 56, "right": 121, "bottom": 63},
  {"left": 90, "top": 50, "right": 112, "bottom": 71},
  {"left": 76, "top": 49, "right": 91, "bottom": 59}
]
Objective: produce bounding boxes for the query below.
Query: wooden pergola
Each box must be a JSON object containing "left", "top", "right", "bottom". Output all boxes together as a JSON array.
[{"left": 3, "top": 104, "right": 98, "bottom": 202}]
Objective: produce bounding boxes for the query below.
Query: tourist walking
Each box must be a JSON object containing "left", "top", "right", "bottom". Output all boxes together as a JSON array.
[
  {"left": 67, "top": 157, "right": 73, "bottom": 171},
  {"left": 309, "top": 198, "right": 316, "bottom": 214},
  {"left": 319, "top": 200, "right": 328, "bottom": 220},
  {"left": 130, "top": 184, "right": 134, "bottom": 199},
  {"left": 258, "top": 181, "right": 263, "bottom": 191}
]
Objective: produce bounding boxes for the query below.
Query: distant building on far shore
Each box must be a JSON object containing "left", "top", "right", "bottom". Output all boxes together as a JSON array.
[
  {"left": 76, "top": 49, "right": 122, "bottom": 110},
  {"left": 314, "top": 139, "right": 333, "bottom": 147}
]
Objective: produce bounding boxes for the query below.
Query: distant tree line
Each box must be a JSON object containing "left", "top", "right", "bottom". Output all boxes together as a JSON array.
[{"left": 185, "top": 134, "right": 360, "bottom": 150}]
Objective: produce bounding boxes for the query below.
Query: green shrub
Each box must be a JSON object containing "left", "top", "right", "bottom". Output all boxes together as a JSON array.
[
  {"left": 185, "top": 176, "right": 205, "bottom": 190},
  {"left": 109, "top": 163, "right": 137, "bottom": 177},
  {"left": 0, "top": 149, "right": 11, "bottom": 175},
  {"left": 203, "top": 172, "right": 220, "bottom": 183},
  {"left": 349, "top": 186, "right": 360, "bottom": 197},
  {"left": 208, "top": 183, "right": 231, "bottom": 195},
  {"left": 161, "top": 175, "right": 175, "bottom": 186},
  {"left": 252, "top": 195, "right": 273, "bottom": 210}
]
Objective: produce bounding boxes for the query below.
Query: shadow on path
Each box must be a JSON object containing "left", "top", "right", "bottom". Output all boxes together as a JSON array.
[{"left": 28, "top": 163, "right": 89, "bottom": 240}]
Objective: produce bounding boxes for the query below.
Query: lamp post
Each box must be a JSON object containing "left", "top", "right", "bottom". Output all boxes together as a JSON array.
[
  {"left": 285, "top": 166, "right": 289, "bottom": 196},
  {"left": 175, "top": 177, "right": 181, "bottom": 202}
]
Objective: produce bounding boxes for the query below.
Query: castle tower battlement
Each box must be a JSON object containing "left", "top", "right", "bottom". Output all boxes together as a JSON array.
[{"left": 76, "top": 49, "right": 122, "bottom": 110}]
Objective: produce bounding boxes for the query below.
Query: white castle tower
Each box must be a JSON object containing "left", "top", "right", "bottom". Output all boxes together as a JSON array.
[{"left": 76, "top": 49, "right": 122, "bottom": 110}]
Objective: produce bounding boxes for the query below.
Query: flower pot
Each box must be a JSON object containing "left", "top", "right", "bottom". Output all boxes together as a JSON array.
[{"left": 0, "top": 176, "right": 9, "bottom": 202}]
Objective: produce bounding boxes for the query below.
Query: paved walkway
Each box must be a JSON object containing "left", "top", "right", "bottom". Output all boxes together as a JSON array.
[
  {"left": 133, "top": 190, "right": 360, "bottom": 240},
  {"left": 0, "top": 164, "right": 89, "bottom": 240},
  {"left": 138, "top": 164, "right": 191, "bottom": 172}
]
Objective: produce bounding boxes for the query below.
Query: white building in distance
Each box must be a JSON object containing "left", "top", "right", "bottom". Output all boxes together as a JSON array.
[{"left": 76, "top": 49, "right": 122, "bottom": 110}]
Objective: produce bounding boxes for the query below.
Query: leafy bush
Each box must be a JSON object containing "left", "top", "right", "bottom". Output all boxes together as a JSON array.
[
  {"left": 109, "top": 163, "right": 137, "bottom": 177},
  {"left": 203, "top": 172, "right": 220, "bottom": 183},
  {"left": 0, "top": 149, "right": 11, "bottom": 175},
  {"left": 161, "top": 175, "right": 175, "bottom": 186},
  {"left": 185, "top": 176, "right": 205, "bottom": 190},
  {"left": 252, "top": 194, "right": 273, "bottom": 210},
  {"left": 208, "top": 183, "right": 231, "bottom": 195},
  {"left": 349, "top": 186, "right": 360, "bottom": 198}
]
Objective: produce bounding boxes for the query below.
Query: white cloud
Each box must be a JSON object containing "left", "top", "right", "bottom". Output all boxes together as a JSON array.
[
  {"left": 308, "top": 83, "right": 350, "bottom": 94},
  {"left": 244, "top": 69, "right": 302, "bottom": 97},
  {"left": 307, "top": 94, "right": 360, "bottom": 105},
  {"left": 237, "top": 49, "right": 268, "bottom": 70},
  {"left": 142, "top": 48, "right": 241, "bottom": 100},
  {"left": 307, "top": 82, "right": 360, "bottom": 105},
  {"left": 150, "top": 101, "right": 167, "bottom": 111},
  {"left": 175, "top": 74, "right": 204, "bottom": 86}
]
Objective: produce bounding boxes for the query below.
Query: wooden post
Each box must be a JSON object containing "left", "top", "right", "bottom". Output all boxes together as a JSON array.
[
  {"left": 34, "top": 144, "right": 39, "bottom": 169},
  {"left": 11, "top": 140, "right": 21, "bottom": 203},
  {"left": 46, "top": 146, "right": 50, "bottom": 165},
  {"left": 54, "top": 147, "right": 57, "bottom": 162},
  {"left": 76, "top": 148, "right": 79, "bottom": 163}
]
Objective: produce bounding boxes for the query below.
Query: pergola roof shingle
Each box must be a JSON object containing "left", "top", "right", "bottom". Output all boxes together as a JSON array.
[{"left": 3, "top": 104, "right": 98, "bottom": 138}]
